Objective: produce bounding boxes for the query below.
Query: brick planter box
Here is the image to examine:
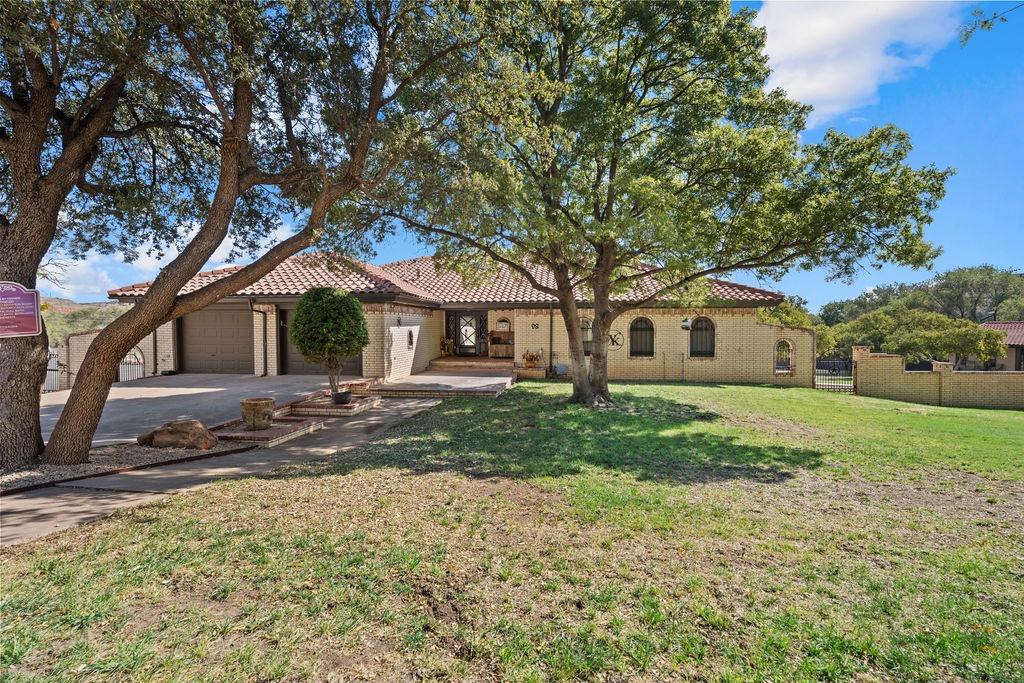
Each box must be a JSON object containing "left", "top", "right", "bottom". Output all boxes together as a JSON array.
[
  {"left": 211, "top": 416, "right": 325, "bottom": 448},
  {"left": 515, "top": 367, "right": 547, "bottom": 380},
  {"left": 289, "top": 395, "right": 381, "bottom": 417}
]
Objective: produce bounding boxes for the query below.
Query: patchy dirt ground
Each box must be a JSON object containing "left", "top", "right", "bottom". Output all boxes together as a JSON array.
[{"left": 2, "top": 383, "right": 1022, "bottom": 681}]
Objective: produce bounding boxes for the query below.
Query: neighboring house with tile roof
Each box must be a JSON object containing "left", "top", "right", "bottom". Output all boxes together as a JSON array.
[
  {"left": 107, "top": 253, "right": 816, "bottom": 385},
  {"left": 978, "top": 322, "right": 1024, "bottom": 371}
]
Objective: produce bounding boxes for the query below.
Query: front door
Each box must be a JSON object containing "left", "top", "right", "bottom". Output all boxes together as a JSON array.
[
  {"left": 1016, "top": 348, "right": 1023, "bottom": 372},
  {"left": 448, "top": 311, "right": 489, "bottom": 356},
  {"left": 457, "top": 314, "right": 477, "bottom": 355}
]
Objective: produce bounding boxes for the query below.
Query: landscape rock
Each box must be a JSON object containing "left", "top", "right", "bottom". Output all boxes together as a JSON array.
[{"left": 137, "top": 419, "right": 218, "bottom": 450}]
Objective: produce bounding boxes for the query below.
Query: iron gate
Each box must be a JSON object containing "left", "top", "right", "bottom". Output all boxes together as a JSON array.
[
  {"left": 815, "top": 357, "right": 853, "bottom": 392},
  {"left": 44, "top": 351, "right": 60, "bottom": 392},
  {"left": 118, "top": 348, "right": 145, "bottom": 382}
]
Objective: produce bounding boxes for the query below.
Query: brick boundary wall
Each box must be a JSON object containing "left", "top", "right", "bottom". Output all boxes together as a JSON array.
[
  {"left": 57, "top": 323, "right": 174, "bottom": 390},
  {"left": 852, "top": 346, "right": 1024, "bottom": 410}
]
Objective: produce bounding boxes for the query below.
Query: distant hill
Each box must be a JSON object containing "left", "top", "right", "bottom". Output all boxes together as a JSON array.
[{"left": 41, "top": 297, "right": 130, "bottom": 345}]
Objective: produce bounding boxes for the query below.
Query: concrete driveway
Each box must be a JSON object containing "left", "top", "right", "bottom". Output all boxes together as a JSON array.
[{"left": 40, "top": 374, "right": 345, "bottom": 445}]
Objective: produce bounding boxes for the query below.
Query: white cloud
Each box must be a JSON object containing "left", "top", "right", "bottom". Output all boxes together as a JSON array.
[
  {"left": 41, "top": 221, "right": 299, "bottom": 302},
  {"left": 41, "top": 254, "right": 118, "bottom": 301},
  {"left": 755, "top": 1, "right": 961, "bottom": 127}
]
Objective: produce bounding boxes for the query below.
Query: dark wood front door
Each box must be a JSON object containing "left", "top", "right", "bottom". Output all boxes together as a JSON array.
[{"left": 447, "top": 311, "right": 489, "bottom": 356}]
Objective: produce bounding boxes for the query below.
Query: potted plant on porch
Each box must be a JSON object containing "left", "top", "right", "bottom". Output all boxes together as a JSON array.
[
  {"left": 521, "top": 349, "right": 543, "bottom": 369},
  {"left": 289, "top": 287, "right": 369, "bottom": 404}
]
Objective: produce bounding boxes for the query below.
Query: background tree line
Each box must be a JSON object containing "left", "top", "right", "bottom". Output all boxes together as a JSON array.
[{"left": 760, "top": 265, "right": 1022, "bottom": 363}]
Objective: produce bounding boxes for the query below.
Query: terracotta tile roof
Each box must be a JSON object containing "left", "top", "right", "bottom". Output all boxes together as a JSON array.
[
  {"left": 107, "top": 255, "right": 440, "bottom": 302},
  {"left": 379, "top": 256, "right": 783, "bottom": 306},
  {"left": 982, "top": 321, "right": 1024, "bottom": 346},
  {"left": 109, "top": 253, "right": 784, "bottom": 307}
]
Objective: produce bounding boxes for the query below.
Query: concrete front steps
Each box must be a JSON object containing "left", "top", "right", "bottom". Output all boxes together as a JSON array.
[{"left": 427, "top": 357, "right": 515, "bottom": 372}]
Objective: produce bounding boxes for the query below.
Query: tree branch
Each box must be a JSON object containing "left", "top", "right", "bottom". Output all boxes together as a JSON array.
[
  {"left": 379, "top": 38, "right": 478, "bottom": 109},
  {"left": 381, "top": 210, "right": 561, "bottom": 297}
]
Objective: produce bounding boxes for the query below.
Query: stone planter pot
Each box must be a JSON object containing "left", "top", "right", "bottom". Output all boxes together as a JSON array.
[
  {"left": 331, "top": 390, "right": 353, "bottom": 405},
  {"left": 241, "top": 397, "right": 275, "bottom": 431}
]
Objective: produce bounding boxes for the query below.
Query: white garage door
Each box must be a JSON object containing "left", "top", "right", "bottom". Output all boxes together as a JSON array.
[{"left": 181, "top": 308, "right": 254, "bottom": 373}]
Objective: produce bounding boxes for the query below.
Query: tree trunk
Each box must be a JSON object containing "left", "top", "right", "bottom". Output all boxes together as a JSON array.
[
  {"left": 586, "top": 245, "right": 617, "bottom": 404},
  {"left": 588, "top": 311, "right": 613, "bottom": 405},
  {"left": 0, "top": 328, "right": 49, "bottom": 470},
  {"left": 546, "top": 262, "right": 593, "bottom": 405},
  {"left": 0, "top": 207, "right": 61, "bottom": 470},
  {"left": 40, "top": 330, "right": 126, "bottom": 464},
  {"left": 558, "top": 300, "right": 593, "bottom": 405}
]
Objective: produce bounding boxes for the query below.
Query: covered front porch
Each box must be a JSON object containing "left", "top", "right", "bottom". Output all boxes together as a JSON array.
[{"left": 443, "top": 310, "right": 517, "bottom": 359}]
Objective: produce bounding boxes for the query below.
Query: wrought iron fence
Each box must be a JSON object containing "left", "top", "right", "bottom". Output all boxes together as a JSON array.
[
  {"left": 41, "top": 348, "right": 145, "bottom": 392},
  {"left": 43, "top": 351, "right": 60, "bottom": 392},
  {"left": 815, "top": 357, "right": 853, "bottom": 392}
]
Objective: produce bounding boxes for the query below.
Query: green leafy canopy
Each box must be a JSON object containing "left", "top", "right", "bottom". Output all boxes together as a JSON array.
[
  {"left": 388, "top": 1, "right": 951, "bottom": 294},
  {"left": 818, "top": 265, "right": 1024, "bottom": 325},
  {"left": 834, "top": 305, "right": 1007, "bottom": 363}
]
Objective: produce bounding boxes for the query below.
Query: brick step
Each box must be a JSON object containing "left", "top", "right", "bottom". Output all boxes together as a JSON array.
[{"left": 427, "top": 357, "right": 515, "bottom": 371}]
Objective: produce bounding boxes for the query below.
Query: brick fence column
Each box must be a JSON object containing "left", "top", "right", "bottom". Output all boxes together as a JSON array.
[
  {"left": 931, "top": 361, "right": 953, "bottom": 406},
  {"left": 850, "top": 346, "right": 870, "bottom": 394},
  {"left": 251, "top": 303, "right": 279, "bottom": 377}
]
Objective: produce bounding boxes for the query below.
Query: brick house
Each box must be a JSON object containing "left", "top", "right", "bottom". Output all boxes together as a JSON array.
[{"left": 107, "top": 254, "right": 816, "bottom": 386}]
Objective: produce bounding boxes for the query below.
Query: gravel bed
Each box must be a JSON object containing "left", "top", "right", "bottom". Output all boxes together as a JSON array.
[{"left": 1, "top": 442, "right": 243, "bottom": 493}]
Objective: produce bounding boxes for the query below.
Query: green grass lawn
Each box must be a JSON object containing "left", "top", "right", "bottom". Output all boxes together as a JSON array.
[{"left": 2, "top": 382, "right": 1023, "bottom": 681}]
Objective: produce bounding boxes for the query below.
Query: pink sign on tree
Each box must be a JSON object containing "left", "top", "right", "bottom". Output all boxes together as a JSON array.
[{"left": 0, "top": 282, "right": 42, "bottom": 338}]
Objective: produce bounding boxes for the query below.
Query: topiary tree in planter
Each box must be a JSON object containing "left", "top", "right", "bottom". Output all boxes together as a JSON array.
[{"left": 289, "top": 288, "right": 369, "bottom": 401}]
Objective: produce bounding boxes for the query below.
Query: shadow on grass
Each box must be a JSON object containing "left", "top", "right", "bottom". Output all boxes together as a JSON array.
[{"left": 262, "top": 384, "right": 825, "bottom": 488}]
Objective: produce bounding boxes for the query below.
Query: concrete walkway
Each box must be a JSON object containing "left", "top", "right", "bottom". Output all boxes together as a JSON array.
[
  {"left": 2, "top": 398, "right": 438, "bottom": 547},
  {"left": 40, "top": 374, "right": 354, "bottom": 445}
]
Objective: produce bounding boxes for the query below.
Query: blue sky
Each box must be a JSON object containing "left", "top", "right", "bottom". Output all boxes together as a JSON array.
[{"left": 43, "top": 1, "right": 1024, "bottom": 314}]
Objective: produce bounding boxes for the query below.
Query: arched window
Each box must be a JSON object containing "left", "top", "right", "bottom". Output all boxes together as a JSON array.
[
  {"left": 580, "top": 317, "right": 593, "bottom": 356},
  {"left": 690, "top": 317, "right": 715, "bottom": 357},
  {"left": 775, "top": 340, "right": 792, "bottom": 372},
  {"left": 629, "top": 317, "right": 655, "bottom": 357},
  {"left": 407, "top": 330, "right": 415, "bottom": 349}
]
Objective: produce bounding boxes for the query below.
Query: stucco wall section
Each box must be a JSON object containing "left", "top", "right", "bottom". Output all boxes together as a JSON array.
[
  {"left": 852, "top": 347, "right": 1024, "bottom": 409},
  {"left": 511, "top": 307, "right": 814, "bottom": 387}
]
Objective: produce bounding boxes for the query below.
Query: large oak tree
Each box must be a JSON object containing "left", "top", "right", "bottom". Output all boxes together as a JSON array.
[
  {"left": 3, "top": 0, "right": 487, "bottom": 466},
  {"left": 378, "top": 0, "right": 952, "bottom": 405},
  {"left": 2, "top": 0, "right": 218, "bottom": 468}
]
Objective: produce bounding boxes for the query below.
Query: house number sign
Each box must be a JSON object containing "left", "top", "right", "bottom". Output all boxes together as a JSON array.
[{"left": 0, "top": 282, "right": 42, "bottom": 338}]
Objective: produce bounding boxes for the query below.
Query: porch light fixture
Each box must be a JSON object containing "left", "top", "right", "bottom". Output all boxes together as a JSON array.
[{"left": 680, "top": 317, "right": 693, "bottom": 330}]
